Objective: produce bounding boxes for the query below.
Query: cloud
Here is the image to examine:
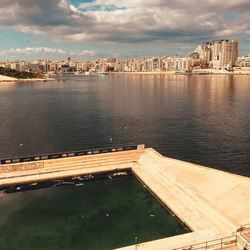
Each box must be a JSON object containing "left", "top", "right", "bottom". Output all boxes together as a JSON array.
[
  {"left": 9, "top": 47, "right": 67, "bottom": 54},
  {"left": 78, "top": 50, "right": 96, "bottom": 56},
  {"left": 0, "top": 47, "right": 96, "bottom": 60},
  {"left": 0, "top": 0, "right": 249, "bottom": 45}
]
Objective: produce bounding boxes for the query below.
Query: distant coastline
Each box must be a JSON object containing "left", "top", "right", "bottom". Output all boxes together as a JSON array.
[
  {"left": 108, "top": 71, "right": 250, "bottom": 75},
  {"left": 1, "top": 71, "right": 250, "bottom": 83},
  {"left": 0, "top": 75, "right": 56, "bottom": 83}
]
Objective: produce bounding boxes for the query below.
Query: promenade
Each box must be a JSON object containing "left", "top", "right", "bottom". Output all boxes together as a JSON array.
[{"left": 0, "top": 146, "right": 249, "bottom": 249}]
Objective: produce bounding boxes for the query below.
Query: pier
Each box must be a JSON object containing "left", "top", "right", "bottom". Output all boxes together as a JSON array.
[{"left": 0, "top": 145, "right": 249, "bottom": 249}]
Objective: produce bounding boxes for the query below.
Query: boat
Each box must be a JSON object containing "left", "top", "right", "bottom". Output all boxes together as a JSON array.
[{"left": 98, "top": 72, "right": 107, "bottom": 75}]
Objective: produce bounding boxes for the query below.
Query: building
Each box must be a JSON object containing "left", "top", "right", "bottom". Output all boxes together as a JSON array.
[
  {"left": 193, "top": 39, "right": 238, "bottom": 70},
  {"left": 219, "top": 40, "right": 238, "bottom": 70},
  {"left": 195, "top": 43, "right": 211, "bottom": 64}
]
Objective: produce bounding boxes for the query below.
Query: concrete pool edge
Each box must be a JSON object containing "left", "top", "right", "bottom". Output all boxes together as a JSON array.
[
  {"left": 0, "top": 145, "right": 249, "bottom": 249},
  {"left": 132, "top": 167, "right": 192, "bottom": 233}
]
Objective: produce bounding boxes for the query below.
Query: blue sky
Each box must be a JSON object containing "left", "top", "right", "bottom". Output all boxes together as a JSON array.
[{"left": 0, "top": 0, "right": 249, "bottom": 61}]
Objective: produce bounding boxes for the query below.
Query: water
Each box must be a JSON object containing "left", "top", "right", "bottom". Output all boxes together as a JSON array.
[
  {"left": 0, "top": 175, "right": 187, "bottom": 250},
  {"left": 0, "top": 74, "right": 249, "bottom": 176},
  {"left": 1, "top": 74, "right": 250, "bottom": 249}
]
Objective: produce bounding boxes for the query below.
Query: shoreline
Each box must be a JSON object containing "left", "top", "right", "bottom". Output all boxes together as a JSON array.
[
  {"left": 0, "top": 73, "right": 59, "bottom": 83},
  {"left": 108, "top": 71, "right": 250, "bottom": 75},
  {"left": 1, "top": 72, "right": 250, "bottom": 83},
  {"left": 108, "top": 71, "right": 175, "bottom": 75},
  {"left": 0, "top": 77, "right": 58, "bottom": 83}
]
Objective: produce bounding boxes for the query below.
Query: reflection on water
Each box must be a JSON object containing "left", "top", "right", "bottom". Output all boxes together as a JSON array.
[{"left": 0, "top": 74, "right": 250, "bottom": 176}]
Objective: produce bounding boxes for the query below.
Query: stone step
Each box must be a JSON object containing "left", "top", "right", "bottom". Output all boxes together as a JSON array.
[
  {"left": 140, "top": 156, "right": 229, "bottom": 233},
  {"left": 44, "top": 153, "right": 140, "bottom": 169},
  {"left": 0, "top": 162, "right": 134, "bottom": 186},
  {"left": 44, "top": 150, "right": 142, "bottom": 166},
  {"left": 155, "top": 167, "right": 239, "bottom": 233},
  {"left": 43, "top": 159, "right": 135, "bottom": 173},
  {"left": 137, "top": 155, "right": 236, "bottom": 234},
  {"left": 132, "top": 164, "right": 211, "bottom": 232}
]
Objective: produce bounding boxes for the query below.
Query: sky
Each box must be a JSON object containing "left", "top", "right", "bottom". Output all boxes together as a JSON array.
[{"left": 0, "top": 0, "right": 249, "bottom": 61}]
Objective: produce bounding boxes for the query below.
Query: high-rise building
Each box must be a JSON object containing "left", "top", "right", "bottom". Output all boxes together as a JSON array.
[
  {"left": 195, "top": 43, "right": 211, "bottom": 64},
  {"left": 194, "top": 39, "right": 238, "bottom": 70},
  {"left": 219, "top": 40, "right": 238, "bottom": 69},
  {"left": 209, "top": 40, "right": 224, "bottom": 61}
]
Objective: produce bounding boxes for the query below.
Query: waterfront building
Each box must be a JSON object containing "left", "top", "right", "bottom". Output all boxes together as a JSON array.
[
  {"left": 195, "top": 43, "right": 211, "bottom": 64},
  {"left": 189, "top": 52, "right": 199, "bottom": 60},
  {"left": 114, "top": 59, "right": 120, "bottom": 72},
  {"left": 193, "top": 39, "right": 238, "bottom": 70},
  {"left": 0, "top": 39, "right": 245, "bottom": 74},
  {"left": 164, "top": 56, "right": 177, "bottom": 71},
  {"left": 152, "top": 57, "right": 161, "bottom": 71},
  {"left": 209, "top": 40, "right": 224, "bottom": 62},
  {"left": 145, "top": 58, "right": 153, "bottom": 72},
  {"left": 219, "top": 40, "right": 238, "bottom": 70},
  {"left": 119, "top": 61, "right": 125, "bottom": 72},
  {"left": 236, "top": 56, "right": 250, "bottom": 67},
  {"left": 132, "top": 60, "right": 139, "bottom": 72}
]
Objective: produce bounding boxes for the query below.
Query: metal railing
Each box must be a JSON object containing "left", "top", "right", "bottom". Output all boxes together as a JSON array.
[
  {"left": 238, "top": 223, "right": 250, "bottom": 247},
  {"left": 173, "top": 234, "right": 250, "bottom": 250},
  {"left": 237, "top": 235, "right": 250, "bottom": 249},
  {"left": 174, "top": 235, "right": 237, "bottom": 250},
  {"left": 0, "top": 145, "right": 138, "bottom": 165},
  {"left": 238, "top": 223, "right": 250, "bottom": 233}
]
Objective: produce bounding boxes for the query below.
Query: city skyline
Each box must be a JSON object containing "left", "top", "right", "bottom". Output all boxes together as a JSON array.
[
  {"left": 2, "top": 39, "right": 250, "bottom": 74},
  {"left": 0, "top": 0, "right": 250, "bottom": 61}
]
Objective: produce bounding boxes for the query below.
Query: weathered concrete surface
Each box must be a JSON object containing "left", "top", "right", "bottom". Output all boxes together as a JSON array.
[
  {"left": 0, "top": 162, "right": 44, "bottom": 173},
  {"left": 118, "top": 231, "right": 216, "bottom": 250},
  {"left": 117, "top": 233, "right": 241, "bottom": 250},
  {"left": 0, "top": 150, "right": 142, "bottom": 185},
  {"left": 0, "top": 147, "right": 249, "bottom": 249},
  {"left": 120, "top": 148, "right": 250, "bottom": 249}
]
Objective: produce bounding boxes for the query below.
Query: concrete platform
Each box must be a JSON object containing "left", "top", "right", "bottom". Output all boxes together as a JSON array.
[{"left": 0, "top": 147, "right": 249, "bottom": 249}]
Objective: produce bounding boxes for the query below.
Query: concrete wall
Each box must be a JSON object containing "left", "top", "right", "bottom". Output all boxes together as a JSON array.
[{"left": 0, "top": 162, "right": 44, "bottom": 173}]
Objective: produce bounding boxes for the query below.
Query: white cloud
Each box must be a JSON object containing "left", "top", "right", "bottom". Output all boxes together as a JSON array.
[
  {"left": 0, "top": 0, "right": 249, "bottom": 45},
  {"left": 78, "top": 50, "right": 96, "bottom": 56},
  {"left": 0, "top": 47, "right": 96, "bottom": 59},
  {"left": 9, "top": 47, "right": 67, "bottom": 54}
]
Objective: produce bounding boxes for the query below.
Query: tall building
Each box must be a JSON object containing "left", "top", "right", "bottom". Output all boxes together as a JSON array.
[
  {"left": 209, "top": 40, "right": 224, "bottom": 61},
  {"left": 208, "top": 40, "right": 227, "bottom": 69},
  {"left": 219, "top": 40, "right": 238, "bottom": 69},
  {"left": 194, "top": 39, "right": 238, "bottom": 70},
  {"left": 195, "top": 43, "right": 211, "bottom": 64}
]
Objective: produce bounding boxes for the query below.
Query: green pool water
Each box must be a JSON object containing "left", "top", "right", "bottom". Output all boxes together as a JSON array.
[{"left": 0, "top": 175, "right": 187, "bottom": 250}]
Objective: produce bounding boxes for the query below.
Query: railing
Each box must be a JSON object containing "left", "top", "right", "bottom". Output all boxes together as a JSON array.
[
  {"left": 0, "top": 145, "right": 138, "bottom": 165},
  {"left": 238, "top": 223, "right": 250, "bottom": 247},
  {"left": 237, "top": 235, "right": 250, "bottom": 249},
  {"left": 174, "top": 235, "right": 237, "bottom": 250},
  {"left": 173, "top": 234, "right": 250, "bottom": 250},
  {"left": 238, "top": 223, "right": 250, "bottom": 233}
]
